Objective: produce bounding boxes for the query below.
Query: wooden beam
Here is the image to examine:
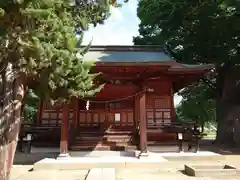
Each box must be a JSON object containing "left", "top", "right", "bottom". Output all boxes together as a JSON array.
[
  {"left": 60, "top": 104, "right": 69, "bottom": 156},
  {"left": 99, "top": 66, "right": 171, "bottom": 81},
  {"left": 139, "top": 90, "right": 147, "bottom": 153}
]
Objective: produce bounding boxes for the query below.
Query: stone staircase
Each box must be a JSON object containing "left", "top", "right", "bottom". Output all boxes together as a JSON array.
[{"left": 70, "top": 127, "right": 137, "bottom": 151}]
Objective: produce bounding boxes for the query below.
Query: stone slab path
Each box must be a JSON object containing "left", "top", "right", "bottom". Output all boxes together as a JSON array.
[
  {"left": 116, "top": 168, "right": 240, "bottom": 180},
  {"left": 11, "top": 155, "right": 240, "bottom": 180},
  {"left": 86, "top": 168, "right": 115, "bottom": 180},
  {"left": 10, "top": 166, "right": 89, "bottom": 180}
]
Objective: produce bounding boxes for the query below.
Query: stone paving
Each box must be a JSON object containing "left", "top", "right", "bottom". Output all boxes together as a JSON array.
[
  {"left": 10, "top": 166, "right": 89, "bottom": 180},
  {"left": 116, "top": 155, "right": 240, "bottom": 180},
  {"left": 10, "top": 152, "right": 240, "bottom": 180},
  {"left": 116, "top": 168, "right": 240, "bottom": 180}
]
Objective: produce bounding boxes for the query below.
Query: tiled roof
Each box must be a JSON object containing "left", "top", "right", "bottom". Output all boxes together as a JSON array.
[
  {"left": 78, "top": 46, "right": 213, "bottom": 71},
  {"left": 79, "top": 45, "right": 172, "bottom": 63}
]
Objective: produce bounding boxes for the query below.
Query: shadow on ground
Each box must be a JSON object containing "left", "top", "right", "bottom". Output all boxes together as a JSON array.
[
  {"left": 199, "top": 140, "right": 240, "bottom": 155},
  {"left": 13, "top": 152, "right": 58, "bottom": 165}
]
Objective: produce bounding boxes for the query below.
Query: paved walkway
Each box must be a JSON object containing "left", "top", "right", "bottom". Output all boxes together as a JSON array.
[
  {"left": 10, "top": 153, "right": 240, "bottom": 180},
  {"left": 10, "top": 166, "right": 89, "bottom": 180},
  {"left": 116, "top": 155, "right": 240, "bottom": 180},
  {"left": 116, "top": 168, "right": 240, "bottom": 180}
]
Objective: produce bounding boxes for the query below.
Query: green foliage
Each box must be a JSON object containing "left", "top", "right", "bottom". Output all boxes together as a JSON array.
[
  {"left": 176, "top": 81, "right": 216, "bottom": 126},
  {"left": 134, "top": 0, "right": 240, "bottom": 65},
  {"left": 134, "top": 0, "right": 240, "bottom": 125},
  {"left": 0, "top": 0, "right": 115, "bottom": 105},
  {"left": 23, "top": 89, "right": 39, "bottom": 123}
]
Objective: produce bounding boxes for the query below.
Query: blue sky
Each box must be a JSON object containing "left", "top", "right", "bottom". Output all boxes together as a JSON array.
[
  {"left": 83, "top": 0, "right": 140, "bottom": 45},
  {"left": 83, "top": 0, "right": 182, "bottom": 106}
]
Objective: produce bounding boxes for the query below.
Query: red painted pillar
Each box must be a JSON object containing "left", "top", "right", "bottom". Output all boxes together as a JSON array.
[
  {"left": 60, "top": 104, "right": 69, "bottom": 157},
  {"left": 133, "top": 96, "right": 138, "bottom": 132},
  {"left": 74, "top": 98, "right": 79, "bottom": 128},
  {"left": 170, "top": 88, "right": 175, "bottom": 122},
  {"left": 139, "top": 90, "right": 148, "bottom": 153},
  {"left": 36, "top": 101, "right": 43, "bottom": 124}
]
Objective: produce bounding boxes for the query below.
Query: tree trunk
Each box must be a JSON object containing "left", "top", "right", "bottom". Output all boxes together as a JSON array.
[
  {"left": 201, "top": 124, "right": 204, "bottom": 133},
  {"left": 215, "top": 65, "right": 240, "bottom": 146},
  {"left": 0, "top": 67, "right": 24, "bottom": 180}
]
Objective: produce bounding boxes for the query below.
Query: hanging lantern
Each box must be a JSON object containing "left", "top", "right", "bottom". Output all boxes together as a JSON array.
[{"left": 86, "top": 100, "right": 90, "bottom": 110}]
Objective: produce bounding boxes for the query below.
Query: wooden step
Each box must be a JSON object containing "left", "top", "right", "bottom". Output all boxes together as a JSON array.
[
  {"left": 72, "top": 141, "right": 132, "bottom": 147},
  {"left": 102, "top": 138, "right": 131, "bottom": 144},
  {"left": 77, "top": 132, "right": 104, "bottom": 136},
  {"left": 75, "top": 136, "right": 103, "bottom": 141},
  {"left": 148, "top": 141, "right": 178, "bottom": 146},
  {"left": 73, "top": 136, "right": 133, "bottom": 144},
  {"left": 70, "top": 145, "right": 111, "bottom": 151},
  {"left": 103, "top": 134, "right": 131, "bottom": 139},
  {"left": 70, "top": 144, "right": 137, "bottom": 151},
  {"left": 105, "top": 131, "right": 133, "bottom": 135},
  {"left": 73, "top": 139, "right": 131, "bottom": 145}
]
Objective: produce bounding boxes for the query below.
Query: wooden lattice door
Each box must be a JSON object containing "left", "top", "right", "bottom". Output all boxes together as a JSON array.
[
  {"left": 146, "top": 96, "right": 172, "bottom": 127},
  {"left": 107, "top": 100, "right": 134, "bottom": 127},
  {"left": 78, "top": 100, "right": 134, "bottom": 128}
]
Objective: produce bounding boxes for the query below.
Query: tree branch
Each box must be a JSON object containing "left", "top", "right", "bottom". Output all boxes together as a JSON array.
[{"left": 200, "top": 77, "right": 216, "bottom": 90}]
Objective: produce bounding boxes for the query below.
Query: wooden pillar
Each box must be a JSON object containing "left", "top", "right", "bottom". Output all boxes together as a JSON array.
[
  {"left": 60, "top": 104, "right": 69, "bottom": 157},
  {"left": 74, "top": 98, "right": 79, "bottom": 128},
  {"left": 139, "top": 90, "right": 148, "bottom": 153},
  {"left": 170, "top": 87, "right": 175, "bottom": 122},
  {"left": 134, "top": 96, "right": 139, "bottom": 131},
  {"left": 36, "top": 101, "right": 43, "bottom": 124}
]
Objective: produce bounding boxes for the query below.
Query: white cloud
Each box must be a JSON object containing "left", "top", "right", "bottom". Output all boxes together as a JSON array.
[
  {"left": 82, "top": 0, "right": 140, "bottom": 45},
  {"left": 82, "top": 2, "right": 183, "bottom": 105}
]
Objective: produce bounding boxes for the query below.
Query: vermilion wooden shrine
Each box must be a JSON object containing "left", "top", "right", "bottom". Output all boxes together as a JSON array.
[{"left": 35, "top": 46, "right": 212, "bottom": 157}]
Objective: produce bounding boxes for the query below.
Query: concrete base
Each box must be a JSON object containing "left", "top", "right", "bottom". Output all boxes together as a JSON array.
[
  {"left": 33, "top": 151, "right": 223, "bottom": 171},
  {"left": 70, "top": 150, "right": 136, "bottom": 158},
  {"left": 138, "top": 151, "right": 149, "bottom": 159},
  {"left": 34, "top": 155, "right": 168, "bottom": 170},
  {"left": 57, "top": 153, "right": 70, "bottom": 160},
  {"left": 185, "top": 164, "right": 240, "bottom": 177}
]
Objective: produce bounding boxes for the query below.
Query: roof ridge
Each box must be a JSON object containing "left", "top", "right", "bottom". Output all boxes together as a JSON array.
[{"left": 79, "top": 45, "right": 165, "bottom": 52}]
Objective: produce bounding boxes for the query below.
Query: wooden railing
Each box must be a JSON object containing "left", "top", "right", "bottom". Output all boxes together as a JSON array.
[
  {"left": 19, "top": 123, "right": 61, "bottom": 151},
  {"left": 146, "top": 121, "right": 205, "bottom": 152},
  {"left": 147, "top": 121, "right": 198, "bottom": 132}
]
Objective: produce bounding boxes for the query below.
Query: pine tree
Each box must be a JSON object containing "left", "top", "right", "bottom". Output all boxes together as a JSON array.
[{"left": 0, "top": 0, "right": 118, "bottom": 179}]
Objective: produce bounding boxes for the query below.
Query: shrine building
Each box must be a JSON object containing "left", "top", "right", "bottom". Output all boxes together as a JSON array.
[{"left": 34, "top": 46, "right": 213, "bottom": 157}]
